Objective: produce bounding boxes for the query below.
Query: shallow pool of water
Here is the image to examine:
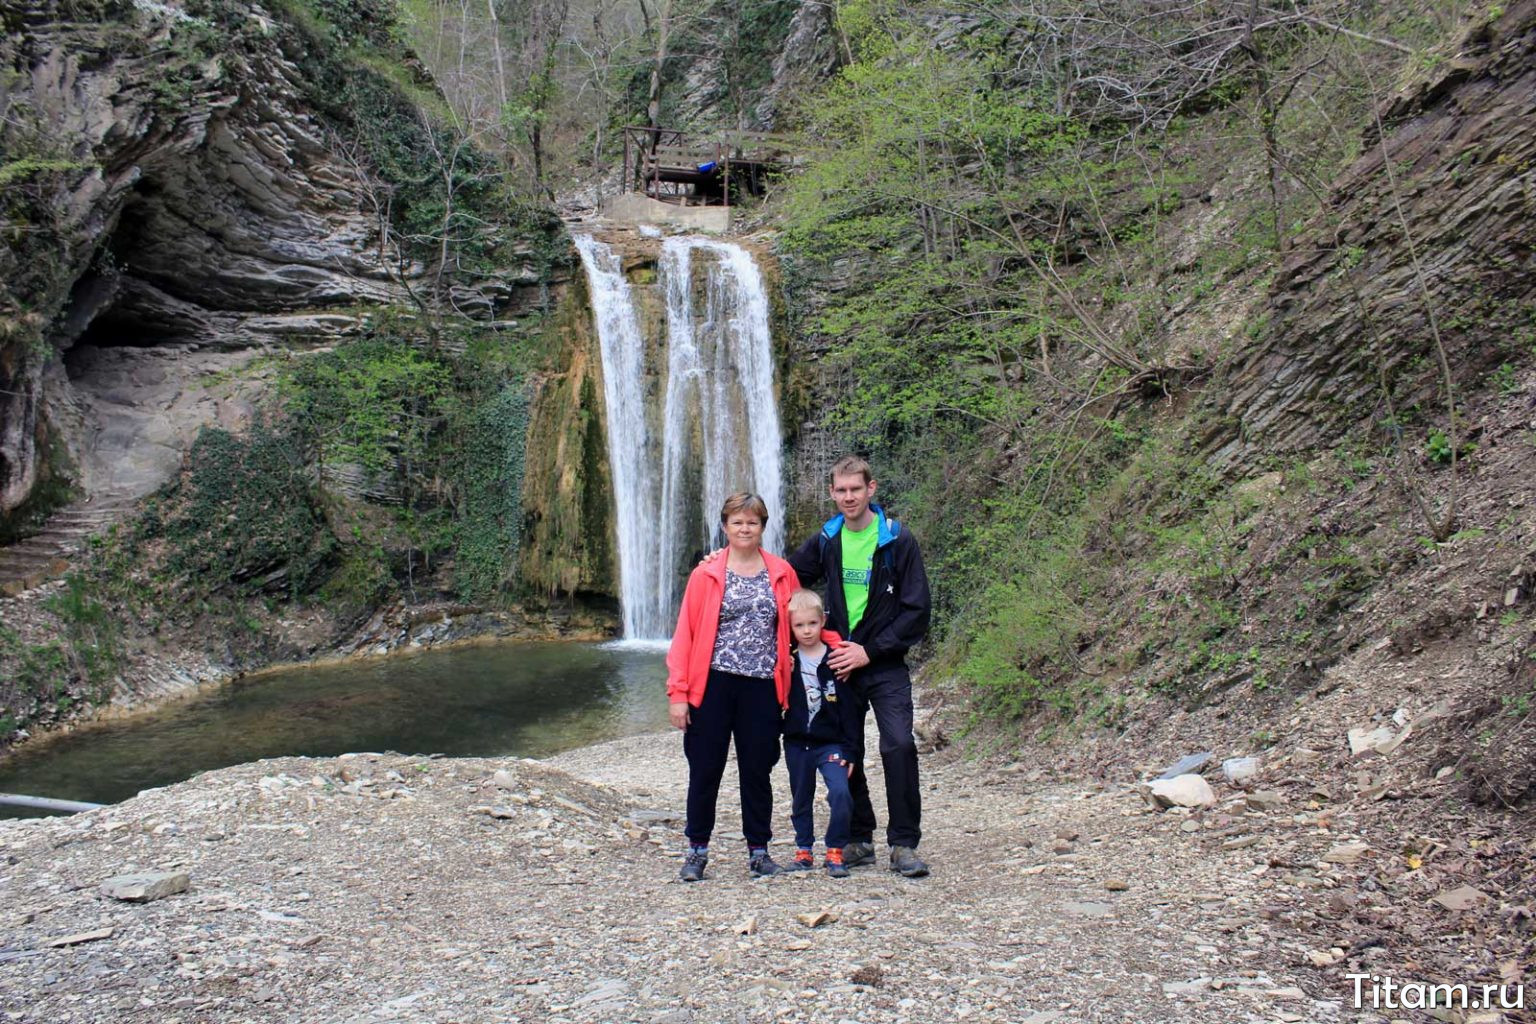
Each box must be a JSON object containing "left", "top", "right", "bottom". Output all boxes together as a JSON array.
[{"left": 0, "top": 641, "right": 669, "bottom": 816}]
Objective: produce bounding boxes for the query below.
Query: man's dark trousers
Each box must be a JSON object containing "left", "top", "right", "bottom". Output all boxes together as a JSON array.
[{"left": 844, "top": 660, "right": 921, "bottom": 849}]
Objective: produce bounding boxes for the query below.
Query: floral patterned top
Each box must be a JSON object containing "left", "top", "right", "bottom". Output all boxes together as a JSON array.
[{"left": 709, "top": 568, "right": 778, "bottom": 679}]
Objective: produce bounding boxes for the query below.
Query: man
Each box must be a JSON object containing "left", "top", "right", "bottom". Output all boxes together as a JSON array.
[{"left": 787, "top": 455, "right": 932, "bottom": 877}]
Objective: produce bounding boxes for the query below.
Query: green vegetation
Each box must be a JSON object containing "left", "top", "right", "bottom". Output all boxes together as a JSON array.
[
  {"left": 144, "top": 422, "right": 334, "bottom": 599},
  {"left": 776, "top": 0, "right": 1478, "bottom": 730}
]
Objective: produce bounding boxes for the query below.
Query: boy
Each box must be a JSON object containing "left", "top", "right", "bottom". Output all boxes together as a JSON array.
[{"left": 781, "top": 589, "right": 856, "bottom": 878}]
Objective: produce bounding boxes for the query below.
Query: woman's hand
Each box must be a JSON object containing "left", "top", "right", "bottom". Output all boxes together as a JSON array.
[{"left": 669, "top": 701, "right": 691, "bottom": 731}]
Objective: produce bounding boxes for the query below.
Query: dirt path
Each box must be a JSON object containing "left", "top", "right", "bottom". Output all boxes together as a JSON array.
[{"left": 0, "top": 729, "right": 1402, "bottom": 1024}]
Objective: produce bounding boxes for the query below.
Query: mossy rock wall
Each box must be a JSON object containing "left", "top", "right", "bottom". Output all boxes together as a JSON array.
[{"left": 519, "top": 274, "right": 617, "bottom": 600}]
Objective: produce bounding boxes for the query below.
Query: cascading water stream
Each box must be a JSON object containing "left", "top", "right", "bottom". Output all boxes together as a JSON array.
[
  {"left": 571, "top": 235, "right": 659, "bottom": 640},
  {"left": 574, "top": 234, "right": 783, "bottom": 642}
]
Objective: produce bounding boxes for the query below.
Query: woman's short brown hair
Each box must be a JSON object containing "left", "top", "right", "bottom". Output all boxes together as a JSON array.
[{"left": 719, "top": 492, "right": 770, "bottom": 524}]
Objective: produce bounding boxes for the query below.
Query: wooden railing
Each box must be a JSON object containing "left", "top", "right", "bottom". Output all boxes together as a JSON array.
[{"left": 621, "top": 126, "right": 791, "bottom": 207}]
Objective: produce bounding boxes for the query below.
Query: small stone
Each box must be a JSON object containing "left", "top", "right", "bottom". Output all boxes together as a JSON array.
[
  {"left": 1245, "top": 790, "right": 1284, "bottom": 811},
  {"left": 99, "top": 872, "right": 191, "bottom": 903},
  {"left": 1431, "top": 885, "right": 1488, "bottom": 912},
  {"left": 1157, "top": 753, "right": 1213, "bottom": 779},
  {"left": 574, "top": 980, "right": 629, "bottom": 1006},
  {"left": 1221, "top": 757, "right": 1260, "bottom": 787},
  {"left": 1104, "top": 878, "right": 1130, "bottom": 891},
  {"left": 551, "top": 795, "right": 596, "bottom": 817},
  {"left": 46, "top": 927, "right": 114, "bottom": 947},
  {"left": 1322, "top": 842, "right": 1371, "bottom": 865},
  {"left": 1347, "top": 726, "right": 1397, "bottom": 756},
  {"left": 1180, "top": 819, "right": 1200, "bottom": 833},
  {"left": 470, "top": 805, "right": 517, "bottom": 819},
  {"left": 849, "top": 965, "right": 883, "bottom": 987},
  {"left": 1148, "top": 774, "right": 1217, "bottom": 809},
  {"left": 1062, "top": 902, "right": 1112, "bottom": 918},
  {"left": 796, "top": 910, "right": 837, "bottom": 928},
  {"left": 736, "top": 916, "right": 758, "bottom": 936},
  {"left": 492, "top": 770, "right": 518, "bottom": 790},
  {"left": 1221, "top": 836, "right": 1260, "bottom": 851}
]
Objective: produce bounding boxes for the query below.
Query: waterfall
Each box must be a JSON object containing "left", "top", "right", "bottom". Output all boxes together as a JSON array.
[
  {"left": 574, "top": 234, "right": 783, "bottom": 642},
  {"left": 571, "top": 235, "right": 658, "bottom": 639}
]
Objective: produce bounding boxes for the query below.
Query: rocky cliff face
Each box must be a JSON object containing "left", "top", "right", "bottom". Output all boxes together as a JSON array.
[
  {"left": 1214, "top": 2, "right": 1536, "bottom": 468},
  {"left": 0, "top": 0, "right": 551, "bottom": 527},
  {"left": 520, "top": 272, "right": 618, "bottom": 602}
]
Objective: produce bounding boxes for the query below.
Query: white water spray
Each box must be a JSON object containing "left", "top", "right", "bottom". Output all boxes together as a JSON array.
[{"left": 574, "top": 234, "right": 783, "bottom": 641}]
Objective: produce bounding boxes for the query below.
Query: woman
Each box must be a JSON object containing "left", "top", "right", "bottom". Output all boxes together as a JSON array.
[{"left": 666, "top": 492, "right": 799, "bottom": 881}]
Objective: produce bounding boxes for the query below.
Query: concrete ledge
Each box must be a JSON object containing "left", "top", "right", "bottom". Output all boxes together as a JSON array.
[{"left": 597, "top": 193, "right": 731, "bottom": 235}]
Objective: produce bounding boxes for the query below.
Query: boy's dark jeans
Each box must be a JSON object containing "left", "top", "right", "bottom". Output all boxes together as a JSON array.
[
  {"left": 845, "top": 661, "right": 922, "bottom": 849},
  {"left": 784, "top": 741, "right": 853, "bottom": 851},
  {"left": 683, "top": 669, "right": 782, "bottom": 848}
]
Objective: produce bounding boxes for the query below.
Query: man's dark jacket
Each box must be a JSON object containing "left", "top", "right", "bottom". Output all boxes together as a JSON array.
[{"left": 786, "top": 504, "right": 931, "bottom": 665}]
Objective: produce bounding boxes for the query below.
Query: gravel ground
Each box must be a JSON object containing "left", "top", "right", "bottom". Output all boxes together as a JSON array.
[{"left": 1, "top": 706, "right": 1459, "bottom": 1024}]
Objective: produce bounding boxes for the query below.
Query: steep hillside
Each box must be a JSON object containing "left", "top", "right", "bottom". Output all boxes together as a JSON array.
[{"left": 766, "top": 0, "right": 1533, "bottom": 773}]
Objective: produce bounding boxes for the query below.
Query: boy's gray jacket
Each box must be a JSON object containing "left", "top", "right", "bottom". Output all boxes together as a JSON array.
[{"left": 786, "top": 504, "right": 931, "bottom": 663}]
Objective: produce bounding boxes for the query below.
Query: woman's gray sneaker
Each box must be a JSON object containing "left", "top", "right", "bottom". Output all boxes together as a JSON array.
[
  {"left": 889, "top": 846, "right": 930, "bottom": 878},
  {"left": 748, "top": 851, "right": 782, "bottom": 877},
  {"left": 679, "top": 851, "right": 708, "bottom": 882},
  {"left": 841, "top": 841, "right": 876, "bottom": 867}
]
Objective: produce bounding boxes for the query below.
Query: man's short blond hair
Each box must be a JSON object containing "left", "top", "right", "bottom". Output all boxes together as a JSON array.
[
  {"left": 787, "top": 588, "right": 825, "bottom": 618},
  {"left": 828, "top": 455, "right": 873, "bottom": 485}
]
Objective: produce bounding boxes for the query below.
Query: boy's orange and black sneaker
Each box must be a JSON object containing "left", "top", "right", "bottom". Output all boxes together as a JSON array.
[
  {"left": 825, "top": 847, "right": 850, "bottom": 879},
  {"left": 786, "top": 849, "right": 815, "bottom": 872}
]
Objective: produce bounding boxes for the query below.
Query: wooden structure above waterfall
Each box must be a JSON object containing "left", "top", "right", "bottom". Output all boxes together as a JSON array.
[{"left": 621, "top": 126, "right": 791, "bottom": 207}]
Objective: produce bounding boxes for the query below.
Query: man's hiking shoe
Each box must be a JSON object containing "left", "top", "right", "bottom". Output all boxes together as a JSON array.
[
  {"left": 842, "top": 841, "right": 875, "bottom": 867},
  {"left": 825, "top": 848, "right": 850, "bottom": 879},
  {"left": 748, "top": 850, "right": 783, "bottom": 877},
  {"left": 678, "top": 851, "right": 708, "bottom": 882},
  {"left": 889, "top": 845, "right": 930, "bottom": 878},
  {"left": 786, "top": 850, "right": 815, "bottom": 872}
]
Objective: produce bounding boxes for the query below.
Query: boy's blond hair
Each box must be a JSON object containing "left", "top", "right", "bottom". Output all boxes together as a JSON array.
[{"left": 787, "top": 588, "right": 825, "bottom": 619}]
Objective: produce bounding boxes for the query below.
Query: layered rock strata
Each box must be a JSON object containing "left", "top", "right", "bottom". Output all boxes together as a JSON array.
[{"left": 1214, "top": 3, "right": 1536, "bottom": 467}]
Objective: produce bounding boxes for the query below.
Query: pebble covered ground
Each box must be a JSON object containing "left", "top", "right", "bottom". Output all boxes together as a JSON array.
[{"left": 5, "top": 706, "right": 1500, "bottom": 1024}]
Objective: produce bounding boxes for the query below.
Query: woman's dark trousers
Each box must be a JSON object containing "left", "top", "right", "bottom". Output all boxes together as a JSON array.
[{"left": 684, "top": 669, "right": 782, "bottom": 847}]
